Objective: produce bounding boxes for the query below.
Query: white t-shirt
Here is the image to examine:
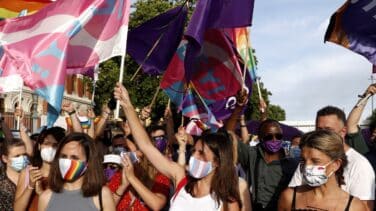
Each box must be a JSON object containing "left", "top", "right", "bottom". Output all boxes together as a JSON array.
[
  {"left": 170, "top": 186, "right": 222, "bottom": 211},
  {"left": 288, "top": 148, "right": 375, "bottom": 200}
]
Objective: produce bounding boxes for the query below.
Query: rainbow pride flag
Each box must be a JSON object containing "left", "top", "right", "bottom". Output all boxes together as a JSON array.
[{"left": 0, "top": 0, "right": 53, "bottom": 19}]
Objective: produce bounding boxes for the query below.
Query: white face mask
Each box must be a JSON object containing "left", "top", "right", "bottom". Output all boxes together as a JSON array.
[
  {"left": 40, "top": 147, "right": 57, "bottom": 162},
  {"left": 10, "top": 155, "right": 28, "bottom": 172},
  {"left": 302, "top": 161, "right": 334, "bottom": 187},
  {"left": 188, "top": 156, "right": 215, "bottom": 179}
]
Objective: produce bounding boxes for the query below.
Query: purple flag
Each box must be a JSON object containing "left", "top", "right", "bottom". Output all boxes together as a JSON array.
[
  {"left": 184, "top": 0, "right": 255, "bottom": 79},
  {"left": 325, "top": 1, "right": 376, "bottom": 65},
  {"left": 127, "top": 5, "right": 188, "bottom": 75}
]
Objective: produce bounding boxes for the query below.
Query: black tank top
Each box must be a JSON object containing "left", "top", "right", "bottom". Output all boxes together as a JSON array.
[{"left": 291, "top": 187, "right": 354, "bottom": 211}]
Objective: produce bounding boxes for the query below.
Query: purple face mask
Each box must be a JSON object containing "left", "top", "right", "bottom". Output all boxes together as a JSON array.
[
  {"left": 153, "top": 136, "right": 167, "bottom": 153},
  {"left": 262, "top": 139, "right": 283, "bottom": 153},
  {"left": 104, "top": 167, "right": 118, "bottom": 181}
]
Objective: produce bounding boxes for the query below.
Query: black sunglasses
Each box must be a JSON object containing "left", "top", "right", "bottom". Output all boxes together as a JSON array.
[{"left": 262, "top": 133, "right": 283, "bottom": 141}]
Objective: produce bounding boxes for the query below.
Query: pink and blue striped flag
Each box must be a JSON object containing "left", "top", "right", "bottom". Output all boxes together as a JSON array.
[{"left": 0, "top": 0, "right": 131, "bottom": 127}]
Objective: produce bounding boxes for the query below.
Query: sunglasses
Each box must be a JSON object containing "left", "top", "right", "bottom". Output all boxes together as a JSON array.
[
  {"left": 152, "top": 136, "right": 167, "bottom": 142},
  {"left": 105, "top": 164, "right": 120, "bottom": 170},
  {"left": 262, "top": 133, "right": 283, "bottom": 141}
]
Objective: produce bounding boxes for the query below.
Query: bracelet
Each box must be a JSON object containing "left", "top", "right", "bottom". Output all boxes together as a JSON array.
[
  {"left": 240, "top": 125, "right": 247, "bottom": 127},
  {"left": 68, "top": 110, "right": 76, "bottom": 115}
]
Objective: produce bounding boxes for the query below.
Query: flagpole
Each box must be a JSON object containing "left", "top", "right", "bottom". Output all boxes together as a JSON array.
[
  {"left": 130, "top": 3, "right": 188, "bottom": 81},
  {"left": 16, "top": 83, "right": 23, "bottom": 130},
  {"left": 91, "top": 65, "right": 99, "bottom": 106},
  {"left": 242, "top": 49, "right": 249, "bottom": 87},
  {"left": 149, "top": 85, "right": 161, "bottom": 108},
  {"left": 167, "top": 99, "right": 171, "bottom": 109},
  {"left": 114, "top": 54, "right": 126, "bottom": 120},
  {"left": 130, "top": 33, "right": 165, "bottom": 81}
]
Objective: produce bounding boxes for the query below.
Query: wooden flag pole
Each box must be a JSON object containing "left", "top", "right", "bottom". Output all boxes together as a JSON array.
[
  {"left": 167, "top": 98, "right": 171, "bottom": 109},
  {"left": 130, "top": 33, "right": 165, "bottom": 81},
  {"left": 181, "top": 112, "right": 184, "bottom": 127},
  {"left": 149, "top": 85, "right": 161, "bottom": 108}
]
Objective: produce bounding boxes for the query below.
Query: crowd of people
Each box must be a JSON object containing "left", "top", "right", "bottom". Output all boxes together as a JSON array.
[{"left": 1, "top": 83, "right": 376, "bottom": 211}]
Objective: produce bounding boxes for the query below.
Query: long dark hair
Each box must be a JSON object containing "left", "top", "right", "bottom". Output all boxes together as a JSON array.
[
  {"left": 185, "top": 131, "right": 242, "bottom": 210},
  {"left": 48, "top": 133, "right": 105, "bottom": 197},
  {"left": 31, "top": 127, "right": 65, "bottom": 167}
]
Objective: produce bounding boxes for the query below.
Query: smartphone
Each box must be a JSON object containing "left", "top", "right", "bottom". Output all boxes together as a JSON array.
[{"left": 120, "top": 151, "right": 139, "bottom": 164}]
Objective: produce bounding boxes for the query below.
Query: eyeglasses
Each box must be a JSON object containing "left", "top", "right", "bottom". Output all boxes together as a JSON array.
[{"left": 262, "top": 133, "right": 283, "bottom": 141}]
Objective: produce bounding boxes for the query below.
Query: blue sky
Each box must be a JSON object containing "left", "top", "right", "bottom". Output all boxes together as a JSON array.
[{"left": 251, "top": 0, "right": 373, "bottom": 122}]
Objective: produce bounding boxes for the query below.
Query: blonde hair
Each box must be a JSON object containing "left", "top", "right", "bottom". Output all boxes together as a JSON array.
[{"left": 300, "top": 130, "right": 348, "bottom": 186}]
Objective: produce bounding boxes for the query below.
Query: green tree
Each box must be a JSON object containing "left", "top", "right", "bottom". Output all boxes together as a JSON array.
[
  {"left": 94, "top": 0, "right": 185, "bottom": 117},
  {"left": 93, "top": 0, "right": 286, "bottom": 122},
  {"left": 246, "top": 82, "right": 286, "bottom": 121}
]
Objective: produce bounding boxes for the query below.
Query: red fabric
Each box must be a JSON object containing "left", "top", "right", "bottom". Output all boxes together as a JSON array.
[
  {"left": 172, "top": 176, "right": 187, "bottom": 201},
  {"left": 107, "top": 171, "right": 170, "bottom": 211}
]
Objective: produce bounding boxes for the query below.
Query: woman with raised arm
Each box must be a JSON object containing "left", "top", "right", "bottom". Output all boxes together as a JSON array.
[{"left": 114, "top": 83, "right": 242, "bottom": 211}]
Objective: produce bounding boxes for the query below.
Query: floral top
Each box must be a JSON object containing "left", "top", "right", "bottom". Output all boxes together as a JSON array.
[
  {"left": 108, "top": 172, "right": 170, "bottom": 211},
  {"left": 0, "top": 166, "right": 16, "bottom": 211}
]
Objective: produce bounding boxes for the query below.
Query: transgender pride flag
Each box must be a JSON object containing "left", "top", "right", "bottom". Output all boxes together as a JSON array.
[{"left": 0, "top": 0, "right": 130, "bottom": 126}]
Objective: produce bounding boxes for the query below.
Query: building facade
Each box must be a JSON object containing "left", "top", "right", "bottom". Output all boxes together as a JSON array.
[{"left": 0, "top": 75, "right": 93, "bottom": 132}]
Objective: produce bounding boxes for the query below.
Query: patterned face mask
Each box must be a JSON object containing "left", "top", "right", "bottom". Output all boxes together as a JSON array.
[
  {"left": 59, "top": 158, "right": 88, "bottom": 182},
  {"left": 188, "top": 156, "right": 215, "bottom": 179},
  {"left": 302, "top": 161, "right": 334, "bottom": 187}
]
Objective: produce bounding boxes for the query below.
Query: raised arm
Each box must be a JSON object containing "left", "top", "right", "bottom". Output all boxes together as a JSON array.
[
  {"left": 225, "top": 89, "right": 248, "bottom": 131},
  {"left": 164, "top": 105, "right": 177, "bottom": 145},
  {"left": 95, "top": 105, "right": 110, "bottom": 138},
  {"left": 239, "top": 115, "right": 250, "bottom": 144},
  {"left": 175, "top": 126, "right": 188, "bottom": 167},
  {"left": 87, "top": 108, "right": 96, "bottom": 139},
  {"left": 347, "top": 84, "right": 376, "bottom": 133},
  {"left": 114, "top": 83, "right": 185, "bottom": 183},
  {"left": 62, "top": 102, "right": 82, "bottom": 133},
  {"left": 15, "top": 108, "right": 33, "bottom": 156},
  {"left": 122, "top": 155, "right": 168, "bottom": 210}
]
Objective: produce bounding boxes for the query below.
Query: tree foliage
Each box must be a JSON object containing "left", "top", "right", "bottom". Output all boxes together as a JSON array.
[{"left": 93, "top": 0, "right": 286, "bottom": 122}]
